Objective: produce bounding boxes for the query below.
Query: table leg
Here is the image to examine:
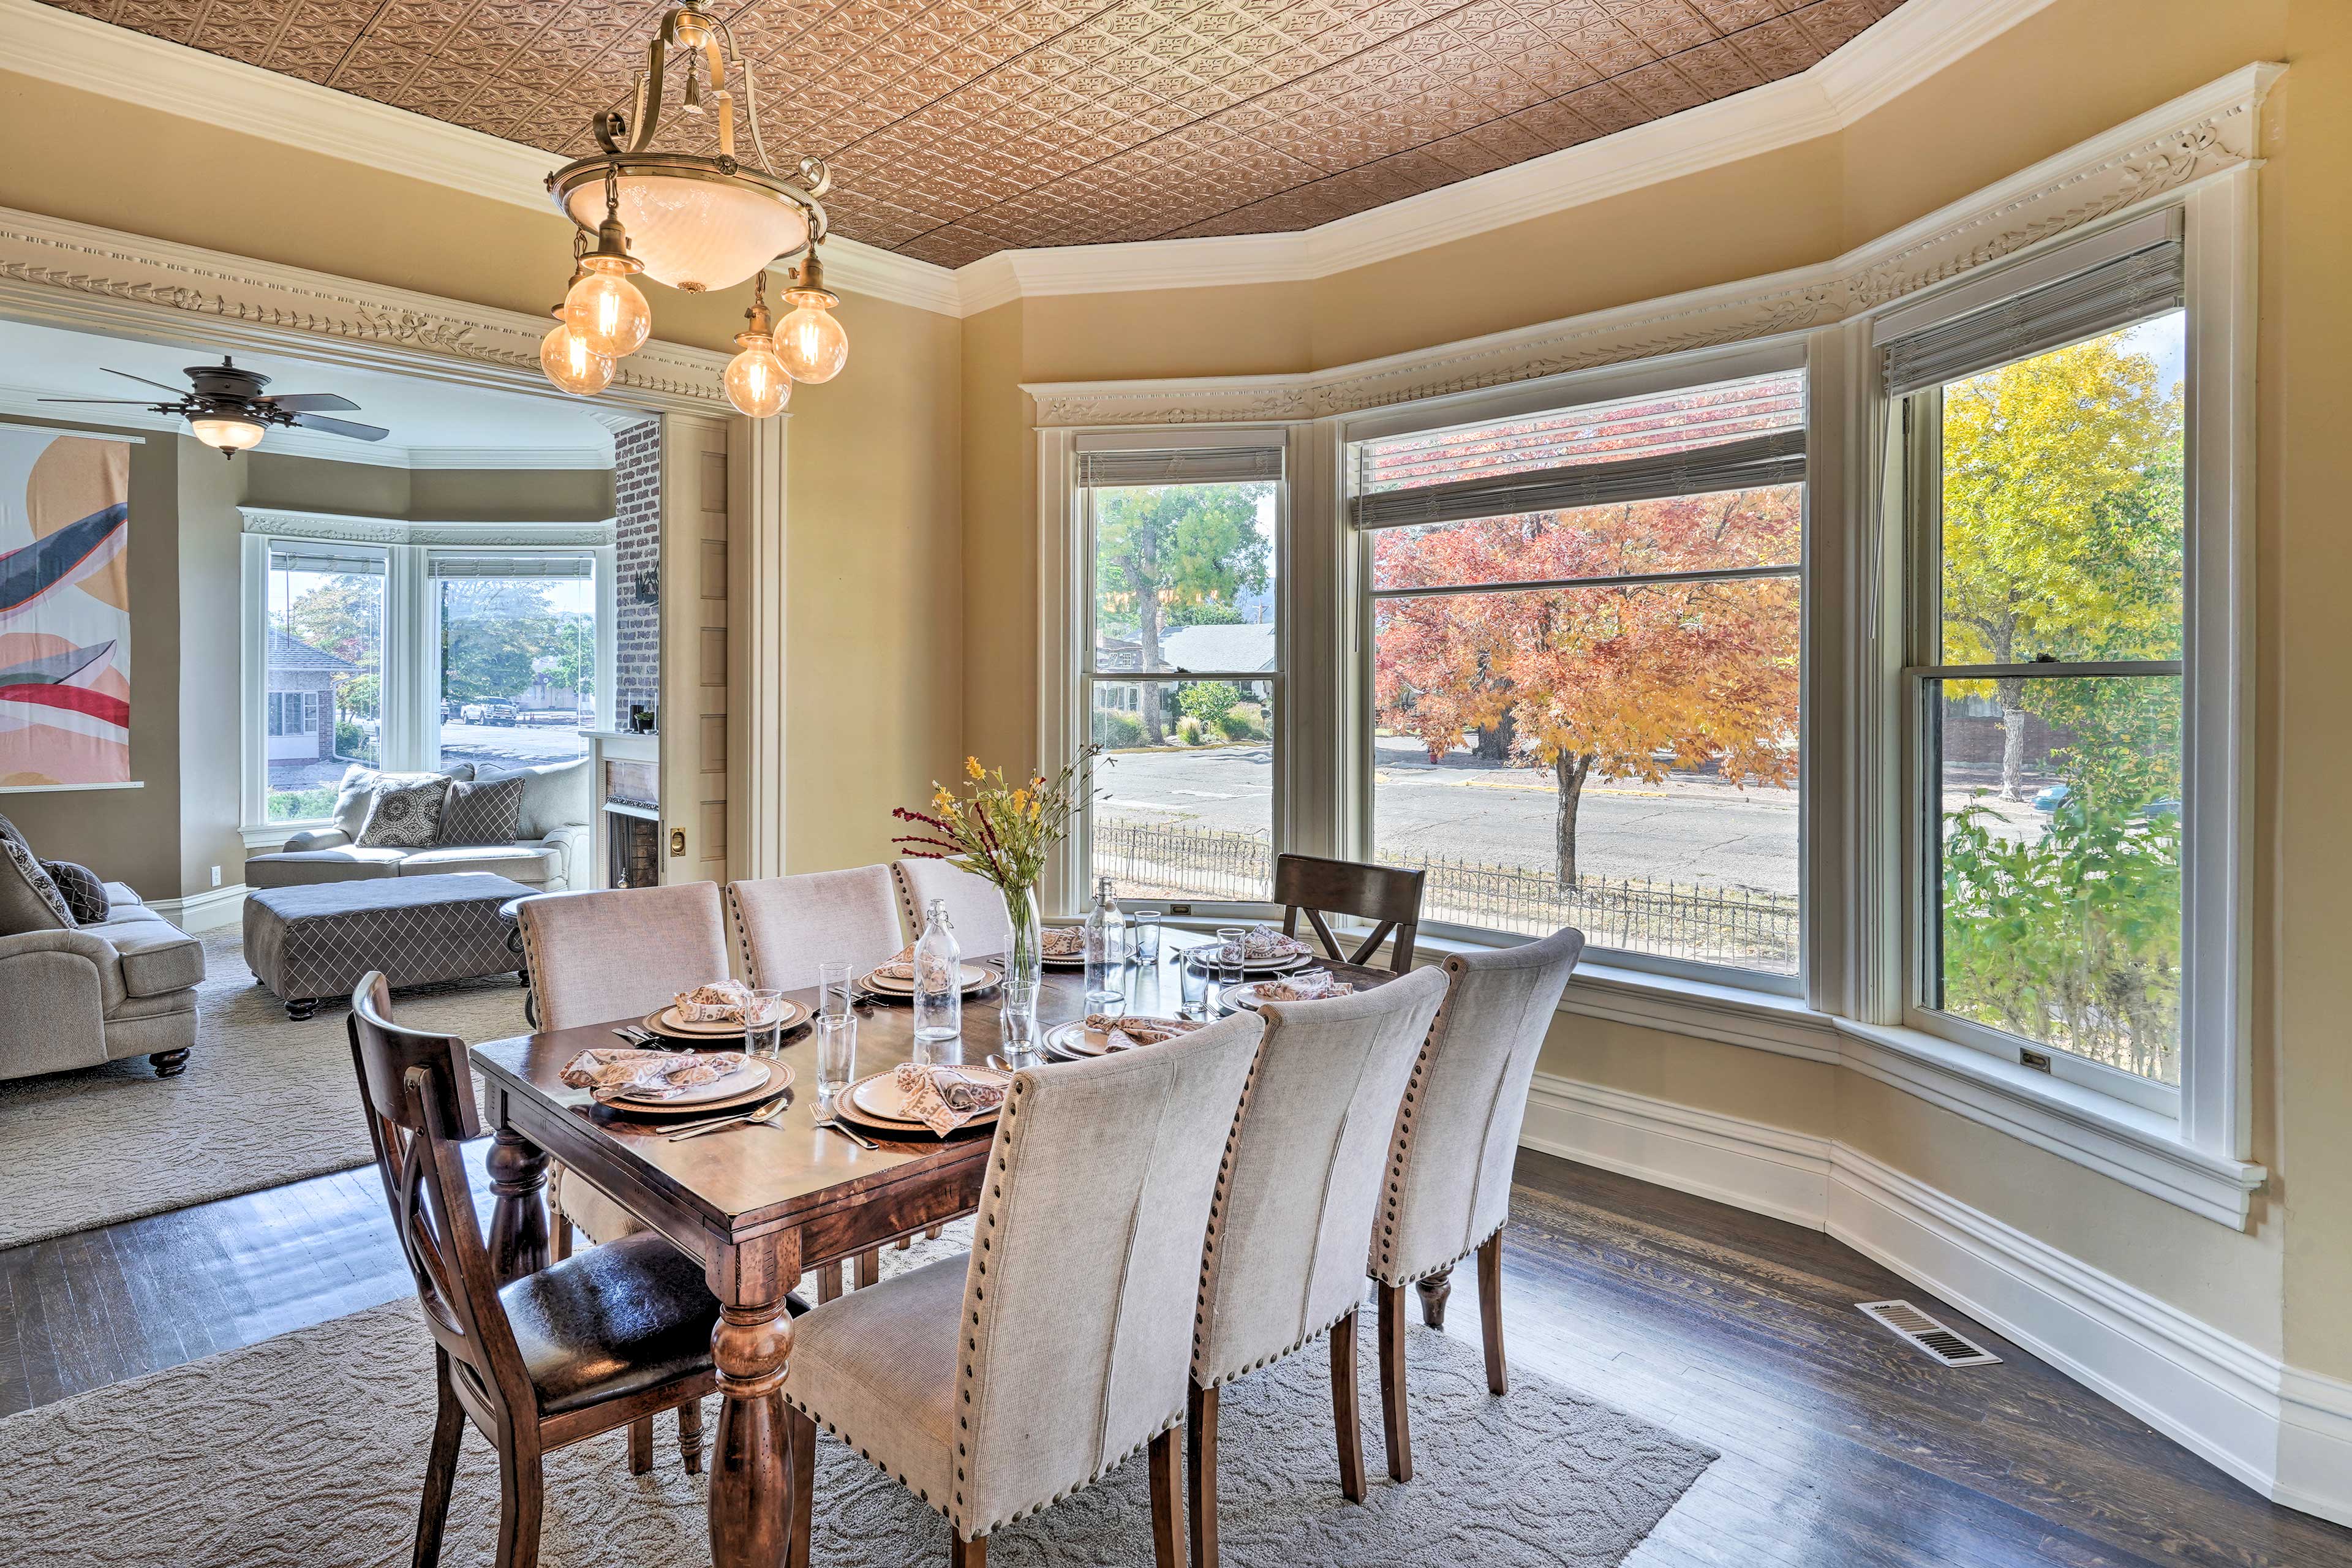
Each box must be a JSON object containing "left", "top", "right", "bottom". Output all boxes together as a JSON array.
[
  {"left": 710, "top": 1238, "right": 799, "bottom": 1568},
  {"left": 484, "top": 1110, "right": 551, "bottom": 1286}
]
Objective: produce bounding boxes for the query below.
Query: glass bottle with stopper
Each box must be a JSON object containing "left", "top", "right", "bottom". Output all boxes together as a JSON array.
[
  {"left": 1084, "top": 876, "right": 1126, "bottom": 1006},
  {"left": 912, "top": 897, "right": 962, "bottom": 1064}
]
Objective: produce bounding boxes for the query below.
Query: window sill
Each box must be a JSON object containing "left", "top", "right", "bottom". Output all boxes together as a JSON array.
[
  {"left": 240, "top": 821, "right": 324, "bottom": 851},
  {"left": 1412, "top": 932, "right": 2268, "bottom": 1230}
]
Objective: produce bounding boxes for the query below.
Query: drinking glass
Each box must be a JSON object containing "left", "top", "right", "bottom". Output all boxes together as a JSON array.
[
  {"left": 742, "top": 989, "right": 787, "bottom": 1058},
  {"left": 817, "top": 960, "right": 854, "bottom": 1022},
  {"left": 1179, "top": 953, "right": 1210, "bottom": 1020},
  {"left": 1215, "top": 927, "right": 1246, "bottom": 991},
  {"left": 1130, "top": 911, "right": 1162, "bottom": 964},
  {"left": 815, "top": 1012, "right": 857, "bottom": 1095},
  {"left": 998, "top": 977, "right": 1040, "bottom": 1063}
]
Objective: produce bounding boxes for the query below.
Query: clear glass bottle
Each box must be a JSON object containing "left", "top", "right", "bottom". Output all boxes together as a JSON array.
[
  {"left": 912, "top": 897, "right": 962, "bottom": 1064},
  {"left": 1084, "top": 875, "right": 1127, "bottom": 1006}
]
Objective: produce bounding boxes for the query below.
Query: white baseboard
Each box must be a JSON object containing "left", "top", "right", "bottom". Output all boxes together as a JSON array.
[
  {"left": 144, "top": 882, "right": 246, "bottom": 931},
  {"left": 1520, "top": 1071, "right": 2352, "bottom": 1528}
]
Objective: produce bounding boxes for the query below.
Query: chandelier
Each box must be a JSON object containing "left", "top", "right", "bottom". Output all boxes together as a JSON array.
[{"left": 539, "top": 2, "right": 846, "bottom": 416}]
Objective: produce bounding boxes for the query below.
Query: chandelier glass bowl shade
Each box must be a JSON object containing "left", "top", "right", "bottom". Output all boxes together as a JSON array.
[
  {"left": 189, "top": 413, "right": 266, "bottom": 453},
  {"left": 557, "top": 160, "right": 810, "bottom": 295}
]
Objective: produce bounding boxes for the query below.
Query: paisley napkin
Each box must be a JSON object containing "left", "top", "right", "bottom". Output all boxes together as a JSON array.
[
  {"left": 1254, "top": 968, "right": 1355, "bottom": 1001},
  {"left": 1238, "top": 926, "right": 1312, "bottom": 961},
  {"left": 891, "top": 1062, "right": 1008, "bottom": 1136},
  {"left": 561, "top": 1048, "right": 748, "bottom": 1100},
  {"left": 1040, "top": 926, "right": 1087, "bottom": 957},
  {"left": 1084, "top": 1013, "right": 1204, "bottom": 1051},
  {"left": 674, "top": 979, "right": 756, "bottom": 1022}
]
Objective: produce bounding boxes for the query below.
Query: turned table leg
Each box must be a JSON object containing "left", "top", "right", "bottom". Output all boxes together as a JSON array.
[
  {"left": 484, "top": 1111, "right": 552, "bottom": 1287},
  {"left": 710, "top": 1238, "right": 799, "bottom": 1568},
  {"left": 1415, "top": 1265, "right": 1453, "bottom": 1330}
]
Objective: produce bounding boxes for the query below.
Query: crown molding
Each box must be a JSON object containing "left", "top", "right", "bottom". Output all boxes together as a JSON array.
[
  {"left": 1023, "top": 62, "right": 2280, "bottom": 428},
  {"left": 7, "top": 0, "right": 2057, "bottom": 320},
  {"left": 238, "top": 505, "right": 615, "bottom": 547}
]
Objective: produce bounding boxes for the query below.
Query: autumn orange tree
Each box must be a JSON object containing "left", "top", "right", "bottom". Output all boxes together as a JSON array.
[{"left": 1373, "top": 488, "right": 1800, "bottom": 888}]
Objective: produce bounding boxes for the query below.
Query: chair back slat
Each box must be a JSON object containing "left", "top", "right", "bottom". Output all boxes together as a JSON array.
[
  {"left": 347, "top": 973, "right": 535, "bottom": 1425},
  {"left": 1192, "top": 966, "right": 1450, "bottom": 1390},
  {"left": 1373, "top": 927, "right": 1585, "bottom": 1286},
  {"left": 891, "top": 859, "right": 1016, "bottom": 956},
  {"left": 1274, "top": 853, "right": 1426, "bottom": 973},
  {"left": 729, "top": 866, "right": 904, "bottom": 991},
  {"left": 520, "top": 881, "right": 733, "bottom": 1031}
]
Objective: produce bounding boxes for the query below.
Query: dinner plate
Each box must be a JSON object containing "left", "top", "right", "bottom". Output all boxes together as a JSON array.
[
  {"left": 860, "top": 962, "right": 997, "bottom": 995},
  {"left": 839, "top": 1066, "right": 1012, "bottom": 1133},
  {"left": 643, "top": 1000, "right": 807, "bottom": 1040},
  {"left": 1221, "top": 978, "right": 1355, "bottom": 1012},
  {"left": 595, "top": 1058, "right": 791, "bottom": 1118},
  {"left": 1042, "top": 1019, "right": 1110, "bottom": 1058}
]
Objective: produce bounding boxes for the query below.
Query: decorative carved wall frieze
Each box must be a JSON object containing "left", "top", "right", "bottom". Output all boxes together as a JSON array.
[{"left": 237, "top": 507, "right": 616, "bottom": 548}]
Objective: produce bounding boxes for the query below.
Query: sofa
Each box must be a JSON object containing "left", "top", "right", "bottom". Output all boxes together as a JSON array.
[
  {"left": 0, "top": 820, "right": 204, "bottom": 1082},
  {"left": 245, "top": 758, "right": 592, "bottom": 893}
]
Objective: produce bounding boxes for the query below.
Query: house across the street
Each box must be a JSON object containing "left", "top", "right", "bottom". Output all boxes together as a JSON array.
[{"left": 265, "top": 626, "right": 356, "bottom": 763}]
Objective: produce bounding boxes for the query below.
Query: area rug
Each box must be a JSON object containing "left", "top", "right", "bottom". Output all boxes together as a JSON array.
[
  {"left": 0, "top": 927, "right": 529, "bottom": 1250},
  {"left": 0, "top": 1293, "right": 1713, "bottom": 1567}
]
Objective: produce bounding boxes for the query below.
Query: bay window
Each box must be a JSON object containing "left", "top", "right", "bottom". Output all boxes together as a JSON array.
[{"left": 261, "top": 542, "right": 385, "bottom": 822}]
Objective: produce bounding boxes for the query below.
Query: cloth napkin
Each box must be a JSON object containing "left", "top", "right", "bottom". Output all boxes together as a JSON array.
[
  {"left": 876, "top": 944, "right": 965, "bottom": 989},
  {"left": 1254, "top": 968, "right": 1356, "bottom": 1001},
  {"left": 1238, "top": 926, "right": 1312, "bottom": 961},
  {"left": 891, "top": 1062, "right": 1008, "bottom": 1136},
  {"left": 673, "top": 979, "right": 756, "bottom": 1022},
  {"left": 561, "top": 1048, "right": 747, "bottom": 1101},
  {"left": 1040, "top": 926, "right": 1086, "bottom": 957},
  {"left": 1084, "top": 1013, "right": 1204, "bottom": 1052}
]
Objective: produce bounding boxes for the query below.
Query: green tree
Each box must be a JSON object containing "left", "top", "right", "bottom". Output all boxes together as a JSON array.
[
  {"left": 285, "top": 575, "right": 382, "bottom": 670},
  {"left": 1095, "top": 484, "right": 1270, "bottom": 744},
  {"left": 1178, "top": 682, "right": 1242, "bottom": 731},
  {"left": 1940, "top": 336, "right": 2182, "bottom": 795}
]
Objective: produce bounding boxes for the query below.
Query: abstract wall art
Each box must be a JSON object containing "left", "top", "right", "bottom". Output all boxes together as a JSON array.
[{"left": 0, "top": 427, "right": 132, "bottom": 788}]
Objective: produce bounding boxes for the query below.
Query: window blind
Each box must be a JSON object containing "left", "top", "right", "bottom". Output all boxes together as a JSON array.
[
  {"left": 1881, "top": 239, "right": 2185, "bottom": 398},
  {"left": 1351, "top": 428, "right": 1806, "bottom": 532},
  {"left": 269, "top": 545, "right": 385, "bottom": 576},
  {"left": 427, "top": 553, "right": 594, "bottom": 579},
  {"left": 1077, "top": 446, "right": 1284, "bottom": 488}
]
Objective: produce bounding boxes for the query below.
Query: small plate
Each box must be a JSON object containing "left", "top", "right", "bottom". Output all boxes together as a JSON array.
[
  {"left": 861, "top": 962, "right": 997, "bottom": 995},
  {"left": 644, "top": 1000, "right": 806, "bottom": 1040},
  {"left": 1042, "top": 1019, "right": 1110, "bottom": 1058},
  {"left": 595, "top": 1058, "right": 791, "bottom": 1118}
]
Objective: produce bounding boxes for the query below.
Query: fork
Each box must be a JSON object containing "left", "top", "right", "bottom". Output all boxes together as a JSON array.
[
  {"left": 813, "top": 1117, "right": 879, "bottom": 1151},
  {"left": 667, "top": 1097, "right": 791, "bottom": 1140}
]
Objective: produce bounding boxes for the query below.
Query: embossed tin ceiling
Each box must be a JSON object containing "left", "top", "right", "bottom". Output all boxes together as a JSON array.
[{"left": 41, "top": 0, "right": 1910, "bottom": 267}]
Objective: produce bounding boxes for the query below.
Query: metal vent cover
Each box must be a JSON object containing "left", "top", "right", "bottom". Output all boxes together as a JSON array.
[{"left": 1856, "top": 1300, "right": 2003, "bottom": 1367}]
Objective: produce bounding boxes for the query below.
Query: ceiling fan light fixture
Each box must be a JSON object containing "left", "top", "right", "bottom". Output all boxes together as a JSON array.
[{"left": 190, "top": 413, "right": 266, "bottom": 456}]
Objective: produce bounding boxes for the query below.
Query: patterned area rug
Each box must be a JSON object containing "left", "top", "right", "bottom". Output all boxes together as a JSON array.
[
  {"left": 0, "top": 927, "right": 529, "bottom": 1250},
  {"left": 0, "top": 1283, "right": 1712, "bottom": 1567}
]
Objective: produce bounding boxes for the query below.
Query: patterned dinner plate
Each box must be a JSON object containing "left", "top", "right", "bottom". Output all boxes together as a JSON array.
[
  {"left": 838, "top": 1066, "right": 1012, "bottom": 1133},
  {"left": 596, "top": 1058, "right": 791, "bottom": 1117}
]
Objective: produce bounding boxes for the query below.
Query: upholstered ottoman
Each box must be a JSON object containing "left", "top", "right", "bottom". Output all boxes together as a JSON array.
[{"left": 243, "top": 872, "right": 537, "bottom": 1019}]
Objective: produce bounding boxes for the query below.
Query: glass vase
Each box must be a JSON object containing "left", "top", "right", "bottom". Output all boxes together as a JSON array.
[{"left": 1005, "top": 881, "right": 1044, "bottom": 989}]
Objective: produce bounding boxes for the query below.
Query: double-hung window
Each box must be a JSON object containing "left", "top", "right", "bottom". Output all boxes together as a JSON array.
[
  {"left": 1884, "top": 210, "right": 2209, "bottom": 1117},
  {"left": 261, "top": 542, "right": 385, "bottom": 821},
  {"left": 428, "top": 551, "right": 598, "bottom": 775},
  {"left": 1076, "top": 439, "right": 1284, "bottom": 907},
  {"left": 1349, "top": 367, "right": 1807, "bottom": 985}
]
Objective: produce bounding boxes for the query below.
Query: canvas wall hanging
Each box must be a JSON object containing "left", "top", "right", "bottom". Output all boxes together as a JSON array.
[{"left": 0, "top": 426, "right": 132, "bottom": 787}]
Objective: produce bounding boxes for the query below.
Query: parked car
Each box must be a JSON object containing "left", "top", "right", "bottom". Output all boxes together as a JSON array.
[
  {"left": 2031, "top": 782, "right": 2070, "bottom": 813},
  {"left": 459, "top": 699, "right": 518, "bottom": 726}
]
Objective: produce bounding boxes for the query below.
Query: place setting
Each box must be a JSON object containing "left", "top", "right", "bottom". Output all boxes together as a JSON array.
[
  {"left": 853, "top": 944, "right": 1000, "bottom": 1005},
  {"left": 831, "top": 1060, "right": 1014, "bottom": 1139}
]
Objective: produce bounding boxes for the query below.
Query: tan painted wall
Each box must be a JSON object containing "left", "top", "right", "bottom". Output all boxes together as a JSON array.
[
  {"left": 957, "top": 0, "right": 2352, "bottom": 1385},
  {"left": 782, "top": 292, "right": 966, "bottom": 872}
]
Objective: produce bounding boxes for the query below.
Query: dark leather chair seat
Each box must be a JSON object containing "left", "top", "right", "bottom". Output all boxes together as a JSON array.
[{"left": 500, "top": 1231, "right": 720, "bottom": 1415}]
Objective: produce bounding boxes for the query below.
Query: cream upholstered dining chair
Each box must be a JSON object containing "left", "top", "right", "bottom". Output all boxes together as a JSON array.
[
  {"left": 1371, "top": 926, "right": 1584, "bottom": 1482},
  {"left": 728, "top": 865, "right": 904, "bottom": 992},
  {"left": 782, "top": 1010, "right": 1268, "bottom": 1568},
  {"left": 1186, "top": 967, "right": 1450, "bottom": 1565},
  {"left": 891, "top": 858, "right": 1014, "bottom": 956}
]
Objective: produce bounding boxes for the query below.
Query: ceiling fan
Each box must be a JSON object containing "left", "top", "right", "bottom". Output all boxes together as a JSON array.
[{"left": 39, "top": 356, "right": 390, "bottom": 459}]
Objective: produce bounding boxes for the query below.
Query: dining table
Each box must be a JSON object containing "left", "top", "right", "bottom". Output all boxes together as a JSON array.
[{"left": 467, "top": 927, "right": 1394, "bottom": 1568}]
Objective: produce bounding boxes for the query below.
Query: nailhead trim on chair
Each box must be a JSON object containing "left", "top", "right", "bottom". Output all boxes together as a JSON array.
[
  {"left": 725, "top": 883, "right": 763, "bottom": 989},
  {"left": 1189, "top": 1031, "right": 1268, "bottom": 1382},
  {"left": 1370, "top": 953, "right": 1459, "bottom": 1286}
]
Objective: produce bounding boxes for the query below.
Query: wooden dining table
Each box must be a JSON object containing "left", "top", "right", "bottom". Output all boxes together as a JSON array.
[{"left": 469, "top": 929, "right": 1392, "bottom": 1568}]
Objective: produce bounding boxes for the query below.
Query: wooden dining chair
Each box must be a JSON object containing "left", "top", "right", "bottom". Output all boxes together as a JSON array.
[
  {"left": 891, "top": 858, "right": 1014, "bottom": 957},
  {"left": 1273, "top": 852, "right": 1427, "bottom": 974},
  {"left": 729, "top": 865, "right": 905, "bottom": 993},
  {"left": 1370, "top": 925, "right": 1585, "bottom": 1483},
  {"left": 781, "top": 1011, "right": 1267, "bottom": 1568},
  {"left": 346, "top": 972, "right": 722, "bottom": 1568},
  {"left": 1186, "top": 967, "right": 1450, "bottom": 1566}
]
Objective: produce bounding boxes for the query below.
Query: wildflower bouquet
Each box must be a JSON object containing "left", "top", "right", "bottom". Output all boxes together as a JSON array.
[{"left": 892, "top": 748, "right": 1099, "bottom": 982}]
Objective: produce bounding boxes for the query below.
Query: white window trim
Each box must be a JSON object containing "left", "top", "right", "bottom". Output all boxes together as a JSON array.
[{"left": 239, "top": 510, "right": 616, "bottom": 838}]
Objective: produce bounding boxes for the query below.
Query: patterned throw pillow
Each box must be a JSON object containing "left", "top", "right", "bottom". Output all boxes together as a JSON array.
[
  {"left": 0, "top": 814, "right": 75, "bottom": 931},
  {"left": 40, "top": 860, "right": 110, "bottom": 925},
  {"left": 356, "top": 775, "right": 452, "bottom": 848},
  {"left": 438, "top": 776, "right": 524, "bottom": 846}
]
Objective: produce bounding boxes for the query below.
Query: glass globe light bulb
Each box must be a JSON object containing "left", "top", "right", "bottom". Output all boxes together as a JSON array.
[
  {"left": 564, "top": 265, "right": 652, "bottom": 358},
  {"left": 189, "top": 415, "right": 266, "bottom": 453},
  {"left": 540, "top": 319, "right": 616, "bottom": 397},
  {"left": 723, "top": 334, "right": 791, "bottom": 418},
  {"left": 775, "top": 303, "right": 848, "bottom": 384}
]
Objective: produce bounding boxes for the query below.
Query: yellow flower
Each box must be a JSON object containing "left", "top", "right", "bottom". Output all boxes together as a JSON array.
[
  {"left": 932, "top": 786, "right": 952, "bottom": 812},
  {"left": 965, "top": 756, "right": 985, "bottom": 781}
]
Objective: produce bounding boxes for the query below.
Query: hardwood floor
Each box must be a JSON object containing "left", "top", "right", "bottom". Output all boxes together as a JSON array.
[{"left": 2, "top": 1145, "right": 2345, "bottom": 1567}]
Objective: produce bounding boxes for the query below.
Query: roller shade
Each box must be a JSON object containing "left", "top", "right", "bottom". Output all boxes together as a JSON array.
[
  {"left": 269, "top": 545, "right": 385, "bottom": 576},
  {"left": 428, "top": 552, "right": 594, "bottom": 579},
  {"left": 1077, "top": 446, "right": 1284, "bottom": 488},
  {"left": 1881, "top": 238, "right": 2185, "bottom": 398},
  {"left": 1351, "top": 428, "right": 1807, "bottom": 531}
]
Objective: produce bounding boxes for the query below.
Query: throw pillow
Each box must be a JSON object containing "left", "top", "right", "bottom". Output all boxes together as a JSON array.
[
  {"left": 489, "top": 756, "right": 591, "bottom": 840},
  {"left": 0, "top": 814, "right": 75, "bottom": 933},
  {"left": 438, "top": 776, "right": 525, "bottom": 846},
  {"left": 40, "top": 860, "right": 110, "bottom": 925},
  {"left": 356, "top": 775, "right": 452, "bottom": 848},
  {"left": 330, "top": 763, "right": 478, "bottom": 839}
]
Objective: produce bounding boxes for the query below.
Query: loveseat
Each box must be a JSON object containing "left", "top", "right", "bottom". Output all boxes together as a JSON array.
[
  {"left": 0, "top": 820, "right": 204, "bottom": 1082},
  {"left": 245, "top": 758, "right": 592, "bottom": 893}
]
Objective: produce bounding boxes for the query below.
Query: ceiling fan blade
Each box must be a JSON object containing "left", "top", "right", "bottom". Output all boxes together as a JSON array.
[
  {"left": 288, "top": 412, "right": 391, "bottom": 442},
  {"left": 101, "top": 368, "right": 192, "bottom": 396},
  {"left": 37, "top": 398, "right": 167, "bottom": 405},
  {"left": 266, "top": 393, "right": 361, "bottom": 412}
]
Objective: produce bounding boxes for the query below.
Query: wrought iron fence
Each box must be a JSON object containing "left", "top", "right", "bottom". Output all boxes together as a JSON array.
[{"left": 1093, "top": 821, "right": 1800, "bottom": 974}]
